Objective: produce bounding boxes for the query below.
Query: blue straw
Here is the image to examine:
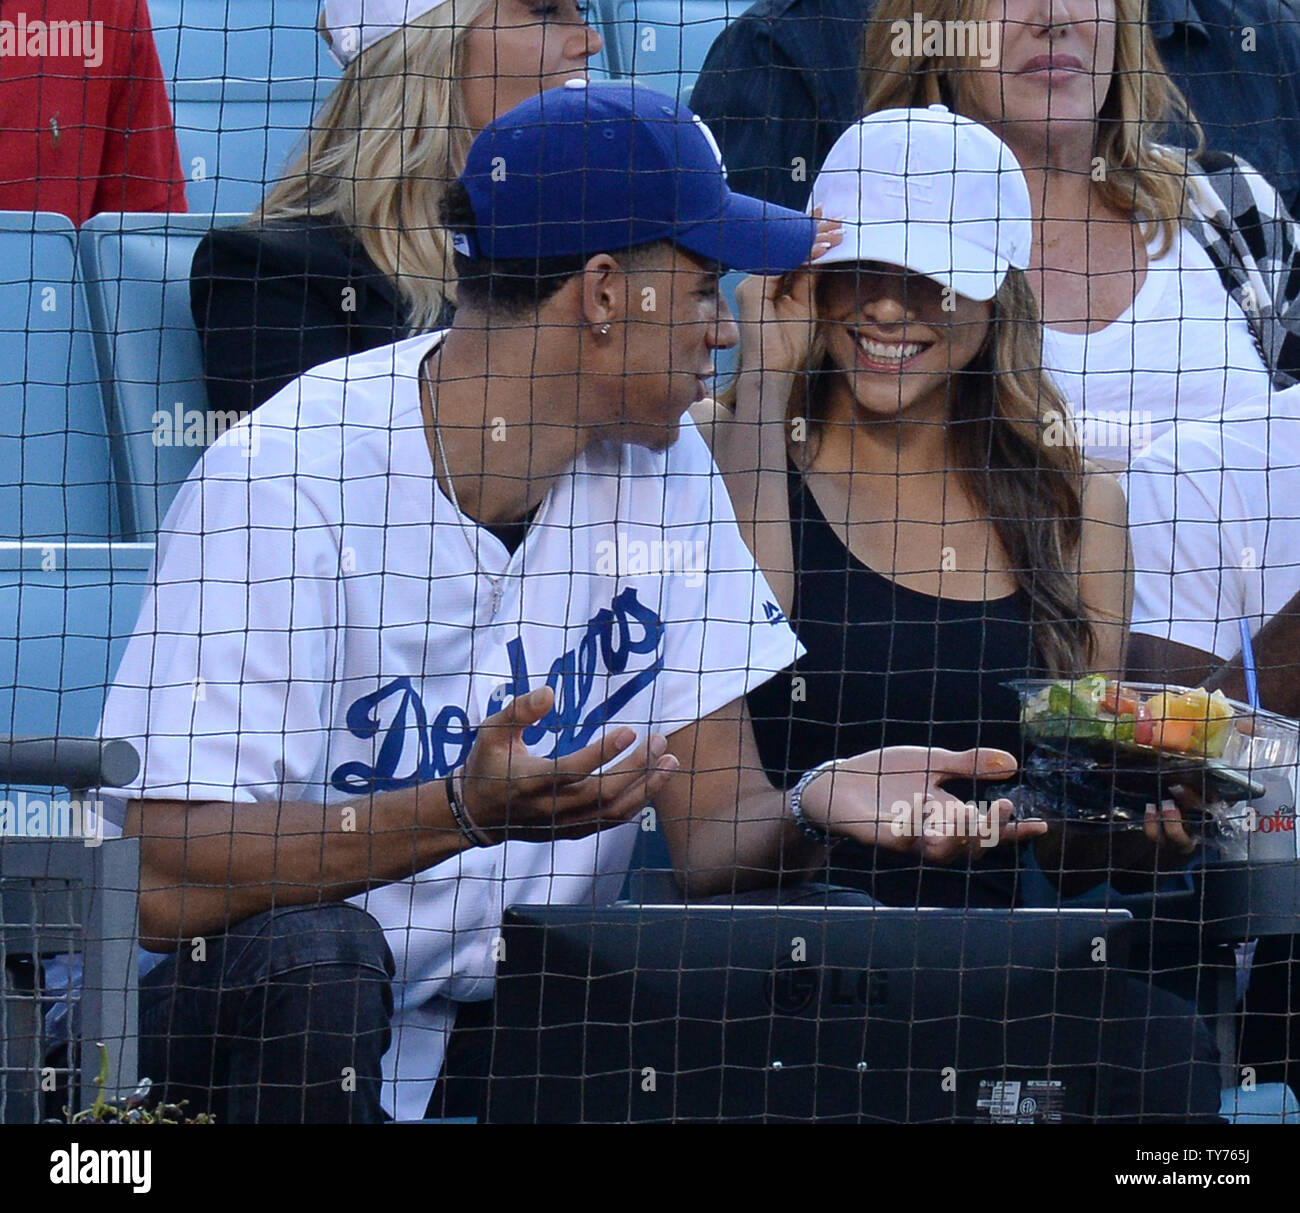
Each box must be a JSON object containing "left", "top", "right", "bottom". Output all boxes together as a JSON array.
[{"left": 1238, "top": 617, "right": 1261, "bottom": 710}]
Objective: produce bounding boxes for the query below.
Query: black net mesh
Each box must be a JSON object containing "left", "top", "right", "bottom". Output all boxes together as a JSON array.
[{"left": 0, "top": 0, "right": 1297, "bottom": 1129}]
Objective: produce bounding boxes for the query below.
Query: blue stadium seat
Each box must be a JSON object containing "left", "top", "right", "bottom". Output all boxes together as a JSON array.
[
  {"left": 0, "top": 543, "right": 153, "bottom": 742},
  {"left": 79, "top": 212, "right": 245, "bottom": 542},
  {"left": 147, "top": 0, "right": 337, "bottom": 82},
  {"left": 148, "top": 0, "right": 339, "bottom": 215},
  {"left": 596, "top": 0, "right": 755, "bottom": 99},
  {"left": 168, "top": 80, "right": 328, "bottom": 217},
  {"left": 0, "top": 214, "right": 119, "bottom": 542},
  {"left": 1220, "top": 1082, "right": 1300, "bottom": 1123}
]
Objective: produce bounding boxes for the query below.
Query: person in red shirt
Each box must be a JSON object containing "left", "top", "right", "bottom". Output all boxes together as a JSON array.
[{"left": 0, "top": 0, "right": 186, "bottom": 224}]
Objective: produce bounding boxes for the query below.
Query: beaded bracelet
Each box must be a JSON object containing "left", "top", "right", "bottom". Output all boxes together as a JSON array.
[{"left": 789, "top": 759, "right": 843, "bottom": 848}]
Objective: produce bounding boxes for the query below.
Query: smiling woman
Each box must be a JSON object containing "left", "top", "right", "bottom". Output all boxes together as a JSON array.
[
  {"left": 709, "top": 105, "right": 1132, "bottom": 906},
  {"left": 189, "top": 0, "right": 605, "bottom": 417},
  {"left": 704, "top": 105, "right": 1227, "bottom": 1126}
]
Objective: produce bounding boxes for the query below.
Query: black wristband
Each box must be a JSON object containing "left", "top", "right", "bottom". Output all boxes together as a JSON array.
[{"left": 445, "top": 770, "right": 493, "bottom": 847}]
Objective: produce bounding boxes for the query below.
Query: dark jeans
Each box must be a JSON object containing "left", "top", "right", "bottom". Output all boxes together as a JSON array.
[
  {"left": 1107, "top": 978, "right": 1223, "bottom": 1123},
  {"left": 1240, "top": 934, "right": 1300, "bottom": 1089},
  {"left": 138, "top": 903, "right": 395, "bottom": 1124}
]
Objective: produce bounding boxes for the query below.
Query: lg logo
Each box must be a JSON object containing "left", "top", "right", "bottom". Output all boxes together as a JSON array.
[{"left": 764, "top": 963, "right": 889, "bottom": 1016}]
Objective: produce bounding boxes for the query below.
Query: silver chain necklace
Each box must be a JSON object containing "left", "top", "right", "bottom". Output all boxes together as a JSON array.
[{"left": 423, "top": 356, "right": 507, "bottom": 620}]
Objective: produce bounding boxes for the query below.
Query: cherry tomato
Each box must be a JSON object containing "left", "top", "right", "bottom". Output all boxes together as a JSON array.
[{"left": 1101, "top": 684, "right": 1139, "bottom": 718}]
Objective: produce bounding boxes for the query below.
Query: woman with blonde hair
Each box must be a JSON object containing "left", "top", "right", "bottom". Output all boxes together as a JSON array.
[
  {"left": 191, "top": 0, "right": 604, "bottom": 415},
  {"left": 858, "top": 0, "right": 1300, "bottom": 468}
]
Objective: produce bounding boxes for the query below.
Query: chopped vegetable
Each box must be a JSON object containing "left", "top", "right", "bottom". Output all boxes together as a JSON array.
[
  {"left": 1149, "top": 717, "right": 1196, "bottom": 753},
  {"left": 1101, "top": 687, "right": 1139, "bottom": 718},
  {"left": 1133, "top": 703, "right": 1154, "bottom": 747},
  {"left": 1021, "top": 678, "right": 1236, "bottom": 758},
  {"left": 1143, "top": 687, "right": 1234, "bottom": 757}
]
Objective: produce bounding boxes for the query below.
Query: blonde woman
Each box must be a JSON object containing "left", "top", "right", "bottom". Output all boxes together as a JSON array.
[
  {"left": 190, "top": 0, "right": 603, "bottom": 415},
  {"left": 859, "top": 0, "right": 1300, "bottom": 468}
]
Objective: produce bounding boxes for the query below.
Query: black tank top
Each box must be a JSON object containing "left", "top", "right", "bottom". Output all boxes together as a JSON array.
[{"left": 746, "top": 469, "right": 1046, "bottom": 906}]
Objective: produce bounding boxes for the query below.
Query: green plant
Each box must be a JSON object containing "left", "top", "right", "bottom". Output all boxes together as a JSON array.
[{"left": 65, "top": 1043, "right": 215, "bottom": 1124}]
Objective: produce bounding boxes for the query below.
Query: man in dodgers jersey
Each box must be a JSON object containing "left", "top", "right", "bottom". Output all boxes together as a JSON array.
[{"left": 102, "top": 81, "right": 1031, "bottom": 1122}]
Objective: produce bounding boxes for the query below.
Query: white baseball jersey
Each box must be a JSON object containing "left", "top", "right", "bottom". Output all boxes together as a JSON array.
[{"left": 101, "top": 330, "right": 801, "bottom": 1119}]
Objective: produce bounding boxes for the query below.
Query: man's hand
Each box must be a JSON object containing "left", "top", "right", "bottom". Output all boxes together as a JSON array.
[
  {"left": 800, "top": 746, "right": 1047, "bottom": 862},
  {"left": 459, "top": 686, "right": 679, "bottom": 843}
]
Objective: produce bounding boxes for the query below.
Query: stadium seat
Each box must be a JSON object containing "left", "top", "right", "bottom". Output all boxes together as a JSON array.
[
  {"left": 0, "top": 214, "right": 119, "bottom": 542},
  {"left": 596, "top": 0, "right": 756, "bottom": 99},
  {"left": 1220, "top": 1082, "right": 1300, "bottom": 1123},
  {"left": 168, "top": 80, "right": 329, "bottom": 217},
  {"left": 79, "top": 213, "right": 245, "bottom": 542},
  {"left": 147, "top": 0, "right": 337, "bottom": 83},
  {"left": 148, "top": 0, "right": 339, "bottom": 215},
  {"left": 0, "top": 542, "right": 153, "bottom": 742}
]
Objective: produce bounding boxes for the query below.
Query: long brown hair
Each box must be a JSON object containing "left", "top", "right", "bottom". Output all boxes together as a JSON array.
[
  {"left": 790, "top": 267, "right": 1095, "bottom": 675},
  {"left": 859, "top": 0, "right": 1204, "bottom": 257}
]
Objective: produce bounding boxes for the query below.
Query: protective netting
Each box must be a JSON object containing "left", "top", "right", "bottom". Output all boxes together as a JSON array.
[{"left": 0, "top": 0, "right": 1298, "bottom": 1129}]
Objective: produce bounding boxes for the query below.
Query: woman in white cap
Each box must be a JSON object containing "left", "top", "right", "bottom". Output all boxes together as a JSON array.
[
  {"left": 190, "top": 0, "right": 604, "bottom": 416},
  {"left": 713, "top": 110, "right": 1223, "bottom": 1121},
  {"left": 858, "top": 0, "right": 1300, "bottom": 470},
  {"left": 716, "top": 106, "right": 1132, "bottom": 904}
]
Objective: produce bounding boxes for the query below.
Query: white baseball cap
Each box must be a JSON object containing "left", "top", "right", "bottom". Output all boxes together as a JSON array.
[
  {"left": 809, "top": 105, "right": 1032, "bottom": 303},
  {"left": 320, "top": 0, "right": 455, "bottom": 67}
]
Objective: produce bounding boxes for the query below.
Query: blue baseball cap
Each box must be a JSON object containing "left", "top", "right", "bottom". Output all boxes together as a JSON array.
[{"left": 453, "top": 80, "right": 818, "bottom": 276}]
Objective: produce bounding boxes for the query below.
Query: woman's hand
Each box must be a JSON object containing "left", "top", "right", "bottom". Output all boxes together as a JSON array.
[
  {"left": 799, "top": 745, "right": 1047, "bottom": 863},
  {"left": 735, "top": 214, "right": 842, "bottom": 380},
  {"left": 1034, "top": 785, "right": 1204, "bottom": 898},
  {"left": 1141, "top": 790, "right": 1201, "bottom": 860}
]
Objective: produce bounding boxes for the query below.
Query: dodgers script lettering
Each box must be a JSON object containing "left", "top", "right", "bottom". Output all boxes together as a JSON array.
[{"left": 330, "top": 588, "right": 664, "bottom": 793}]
